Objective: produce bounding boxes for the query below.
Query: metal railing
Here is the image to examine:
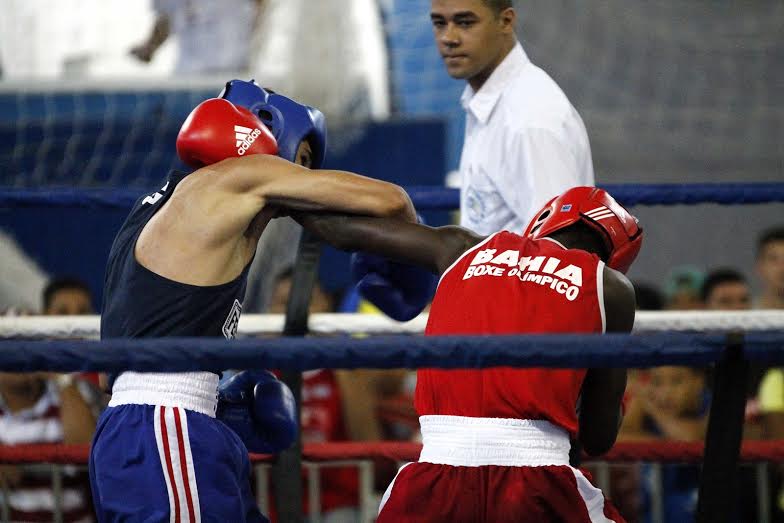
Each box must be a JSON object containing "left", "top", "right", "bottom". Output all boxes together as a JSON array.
[{"left": 1, "top": 458, "right": 777, "bottom": 523}]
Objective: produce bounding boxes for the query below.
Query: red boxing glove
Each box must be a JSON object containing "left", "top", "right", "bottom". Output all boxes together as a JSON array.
[{"left": 176, "top": 98, "right": 278, "bottom": 168}]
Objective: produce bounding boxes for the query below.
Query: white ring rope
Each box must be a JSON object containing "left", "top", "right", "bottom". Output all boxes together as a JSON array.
[{"left": 0, "top": 311, "right": 782, "bottom": 340}]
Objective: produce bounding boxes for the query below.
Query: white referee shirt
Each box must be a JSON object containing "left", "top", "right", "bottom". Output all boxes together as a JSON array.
[{"left": 459, "top": 43, "right": 594, "bottom": 235}]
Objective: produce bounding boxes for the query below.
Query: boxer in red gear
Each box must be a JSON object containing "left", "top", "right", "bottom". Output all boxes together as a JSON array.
[{"left": 293, "top": 187, "right": 642, "bottom": 522}]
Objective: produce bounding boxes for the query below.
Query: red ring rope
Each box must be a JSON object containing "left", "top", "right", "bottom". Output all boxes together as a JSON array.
[{"left": 1, "top": 440, "right": 783, "bottom": 465}]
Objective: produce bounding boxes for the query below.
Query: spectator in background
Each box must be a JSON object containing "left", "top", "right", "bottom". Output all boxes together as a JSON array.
[
  {"left": 755, "top": 229, "right": 784, "bottom": 438},
  {"left": 633, "top": 281, "right": 664, "bottom": 311},
  {"left": 130, "top": 0, "right": 261, "bottom": 74},
  {"left": 698, "top": 268, "right": 763, "bottom": 520},
  {"left": 431, "top": 0, "right": 593, "bottom": 235},
  {"left": 43, "top": 277, "right": 106, "bottom": 394},
  {"left": 698, "top": 269, "right": 759, "bottom": 429},
  {"left": 621, "top": 279, "right": 707, "bottom": 521},
  {"left": 663, "top": 266, "right": 705, "bottom": 310},
  {"left": 0, "top": 278, "right": 99, "bottom": 522},
  {"left": 756, "top": 227, "right": 784, "bottom": 309},
  {"left": 701, "top": 268, "right": 752, "bottom": 311},
  {"left": 757, "top": 364, "right": 784, "bottom": 519},
  {"left": 753, "top": 229, "right": 784, "bottom": 518},
  {"left": 619, "top": 366, "right": 709, "bottom": 523},
  {"left": 43, "top": 277, "right": 94, "bottom": 315},
  {"left": 755, "top": 227, "right": 784, "bottom": 440}
]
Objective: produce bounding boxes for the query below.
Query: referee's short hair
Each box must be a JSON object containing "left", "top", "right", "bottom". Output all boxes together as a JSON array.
[{"left": 484, "top": 0, "right": 513, "bottom": 15}]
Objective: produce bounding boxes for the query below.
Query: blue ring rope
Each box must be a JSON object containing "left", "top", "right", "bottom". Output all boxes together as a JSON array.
[
  {"left": 1, "top": 183, "right": 783, "bottom": 210},
  {"left": 1, "top": 333, "right": 782, "bottom": 373}
]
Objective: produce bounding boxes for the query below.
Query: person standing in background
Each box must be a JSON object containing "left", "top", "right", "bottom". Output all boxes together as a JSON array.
[
  {"left": 130, "top": 0, "right": 261, "bottom": 74},
  {"left": 243, "top": 0, "right": 392, "bottom": 313},
  {"left": 431, "top": 0, "right": 594, "bottom": 235}
]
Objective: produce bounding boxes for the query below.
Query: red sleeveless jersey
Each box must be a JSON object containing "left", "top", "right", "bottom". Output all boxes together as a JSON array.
[{"left": 416, "top": 232, "right": 606, "bottom": 437}]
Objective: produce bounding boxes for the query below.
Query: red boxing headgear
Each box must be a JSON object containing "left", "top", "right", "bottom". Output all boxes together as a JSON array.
[{"left": 524, "top": 187, "right": 643, "bottom": 273}]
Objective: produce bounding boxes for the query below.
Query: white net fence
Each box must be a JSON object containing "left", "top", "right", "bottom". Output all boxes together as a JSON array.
[{"left": 1, "top": 1, "right": 781, "bottom": 186}]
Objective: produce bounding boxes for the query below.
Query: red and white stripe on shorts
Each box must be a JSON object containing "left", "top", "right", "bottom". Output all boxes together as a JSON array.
[{"left": 153, "top": 405, "right": 202, "bottom": 523}]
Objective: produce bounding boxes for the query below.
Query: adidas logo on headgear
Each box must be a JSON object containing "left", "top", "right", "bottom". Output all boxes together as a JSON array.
[
  {"left": 584, "top": 206, "right": 614, "bottom": 221},
  {"left": 235, "top": 125, "right": 262, "bottom": 155}
]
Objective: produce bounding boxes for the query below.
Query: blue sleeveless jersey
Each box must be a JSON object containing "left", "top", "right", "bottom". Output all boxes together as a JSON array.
[{"left": 101, "top": 170, "right": 249, "bottom": 341}]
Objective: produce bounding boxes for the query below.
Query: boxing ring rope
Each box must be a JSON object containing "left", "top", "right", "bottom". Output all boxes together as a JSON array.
[
  {"left": 4, "top": 440, "right": 784, "bottom": 467},
  {"left": 1, "top": 330, "right": 783, "bottom": 373},
  {"left": 2, "top": 310, "right": 783, "bottom": 339},
  {"left": 2, "top": 181, "right": 784, "bottom": 210}
]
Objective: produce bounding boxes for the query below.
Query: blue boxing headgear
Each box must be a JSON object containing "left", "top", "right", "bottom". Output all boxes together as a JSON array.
[{"left": 219, "top": 79, "right": 327, "bottom": 168}]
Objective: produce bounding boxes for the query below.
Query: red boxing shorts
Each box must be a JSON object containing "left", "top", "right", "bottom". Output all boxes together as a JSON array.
[{"left": 377, "top": 416, "right": 625, "bottom": 523}]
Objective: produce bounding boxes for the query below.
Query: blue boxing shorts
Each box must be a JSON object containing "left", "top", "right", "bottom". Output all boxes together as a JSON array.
[{"left": 89, "top": 395, "right": 267, "bottom": 522}]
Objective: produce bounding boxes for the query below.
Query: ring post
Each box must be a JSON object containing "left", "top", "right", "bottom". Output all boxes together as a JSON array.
[
  {"left": 696, "top": 331, "right": 748, "bottom": 523},
  {"left": 272, "top": 230, "right": 321, "bottom": 523}
]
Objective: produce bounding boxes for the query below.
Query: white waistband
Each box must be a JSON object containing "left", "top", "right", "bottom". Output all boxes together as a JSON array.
[
  {"left": 418, "top": 415, "right": 571, "bottom": 467},
  {"left": 109, "top": 372, "right": 219, "bottom": 417}
]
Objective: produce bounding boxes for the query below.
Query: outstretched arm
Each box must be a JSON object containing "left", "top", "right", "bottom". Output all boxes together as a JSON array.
[
  {"left": 129, "top": 13, "right": 170, "bottom": 63},
  {"left": 578, "top": 267, "right": 636, "bottom": 456},
  {"left": 208, "top": 155, "right": 417, "bottom": 222},
  {"left": 293, "top": 213, "right": 484, "bottom": 275}
]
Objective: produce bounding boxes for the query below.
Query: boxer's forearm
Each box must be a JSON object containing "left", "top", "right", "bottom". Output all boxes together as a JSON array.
[
  {"left": 293, "top": 213, "right": 479, "bottom": 274},
  {"left": 578, "top": 368, "right": 627, "bottom": 455},
  {"left": 58, "top": 383, "right": 97, "bottom": 444},
  {"left": 295, "top": 213, "right": 437, "bottom": 269}
]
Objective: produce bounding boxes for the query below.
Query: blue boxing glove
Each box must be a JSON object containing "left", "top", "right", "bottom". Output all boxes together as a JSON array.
[
  {"left": 216, "top": 370, "right": 297, "bottom": 454},
  {"left": 351, "top": 252, "right": 438, "bottom": 322}
]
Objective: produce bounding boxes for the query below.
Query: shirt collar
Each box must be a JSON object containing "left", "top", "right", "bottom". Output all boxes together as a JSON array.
[{"left": 460, "top": 42, "right": 529, "bottom": 124}]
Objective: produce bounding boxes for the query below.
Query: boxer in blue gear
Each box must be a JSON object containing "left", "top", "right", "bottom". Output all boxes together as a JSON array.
[
  {"left": 90, "top": 78, "right": 416, "bottom": 522},
  {"left": 219, "top": 79, "right": 327, "bottom": 168}
]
